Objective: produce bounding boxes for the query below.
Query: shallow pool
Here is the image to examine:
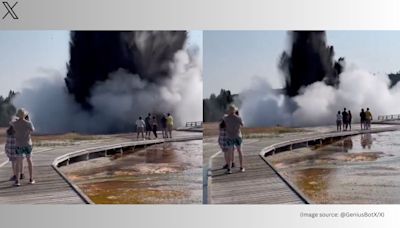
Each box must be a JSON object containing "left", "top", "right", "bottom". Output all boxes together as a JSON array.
[
  {"left": 267, "top": 131, "right": 400, "bottom": 204},
  {"left": 61, "top": 140, "right": 202, "bottom": 204}
]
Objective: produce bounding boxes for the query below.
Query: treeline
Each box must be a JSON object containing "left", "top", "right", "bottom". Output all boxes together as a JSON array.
[
  {"left": 388, "top": 72, "right": 400, "bottom": 88},
  {"left": 203, "top": 89, "right": 239, "bottom": 122},
  {"left": 0, "top": 91, "right": 17, "bottom": 127}
]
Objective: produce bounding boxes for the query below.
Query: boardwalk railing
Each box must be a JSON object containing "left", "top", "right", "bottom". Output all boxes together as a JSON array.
[
  {"left": 185, "top": 121, "right": 203, "bottom": 128},
  {"left": 377, "top": 114, "right": 400, "bottom": 121},
  {"left": 260, "top": 127, "right": 399, "bottom": 157}
]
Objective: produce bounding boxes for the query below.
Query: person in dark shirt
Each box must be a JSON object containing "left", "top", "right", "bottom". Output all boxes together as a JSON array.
[
  {"left": 360, "top": 109, "right": 366, "bottom": 130},
  {"left": 348, "top": 110, "right": 352, "bottom": 131},
  {"left": 342, "top": 108, "right": 348, "bottom": 131},
  {"left": 161, "top": 114, "right": 167, "bottom": 138},
  {"left": 151, "top": 116, "right": 158, "bottom": 138},
  {"left": 145, "top": 113, "right": 152, "bottom": 139}
]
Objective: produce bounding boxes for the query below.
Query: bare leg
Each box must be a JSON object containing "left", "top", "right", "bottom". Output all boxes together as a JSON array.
[
  {"left": 19, "top": 158, "right": 23, "bottom": 175},
  {"left": 223, "top": 151, "right": 229, "bottom": 166},
  {"left": 227, "top": 148, "right": 233, "bottom": 172},
  {"left": 11, "top": 161, "right": 17, "bottom": 177},
  {"left": 237, "top": 146, "right": 244, "bottom": 169},
  {"left": 26, "top": 157, "right": 33, "bottom": 180},
  {"left": 15, "top": 156, "right": 22, "bottom": 185}
]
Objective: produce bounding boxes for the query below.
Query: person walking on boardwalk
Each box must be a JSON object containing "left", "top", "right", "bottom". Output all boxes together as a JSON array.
[
  {"left": 336, "top": 110, "right": 342, "bottom": 132},
  {"left": 160, "top": 114, "right": 167, "bottom": 138},
  {"left": 342, "top": 108, "right": 348, "bottom": 131},
  {"left": 151, "top": 116, "right": 158, "bottom": 138},
  {"left": 365, "top": 108, "right": 373, "bottom": 130},
  {"left": 136, "top": 116, "right": 145, "bottom": 140},
  {"left": 11, "top": 108, "right": 35, "bottom": 186},
  {"left": 166, "top": 113, "right": 174, "bottom": 138},
  {"left": 4, "top": 125, "right": 24, "bottom": 181},
  {"left": 145, "top": 113, "right": 152, "bottom": 139},
  {"left": 348, "top": 110, "right": 352, "bottom": 131},
  {"left": 223, "top": 104, "right": 244, "bottom": 174},
  {"left": 360, "top": 109, "right": 366, "bottom": 130}
]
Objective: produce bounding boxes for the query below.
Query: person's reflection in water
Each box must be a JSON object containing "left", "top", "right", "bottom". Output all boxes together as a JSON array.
[
  {"left": 361, "top": 133, "right": 373, "bottom": 149},
  {"left": 342, "top": 137, "right": 353, "bottom": 152}
]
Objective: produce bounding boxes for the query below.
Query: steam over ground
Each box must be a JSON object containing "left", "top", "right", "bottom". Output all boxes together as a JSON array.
[
  {"left": 13, "top": 31, "right": 202, "bottom": 134},
  {"left": 240, "top": 31, "right": 400, "bottom": 127},
  {"left": 241, "top": 67, "right": 400, "bottom": 127}
]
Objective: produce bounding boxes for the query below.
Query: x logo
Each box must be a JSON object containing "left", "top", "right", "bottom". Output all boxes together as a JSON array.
[{"left": 2, "top": 1, "right": 18, "bottom": 19}]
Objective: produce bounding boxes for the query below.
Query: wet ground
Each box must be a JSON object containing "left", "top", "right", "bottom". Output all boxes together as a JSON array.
[
  {"left": 268, "top": 130, "right": 400, "bottom": 204},
  {"left": 61, "top": 140, "right": 202, "bottom": 204}
]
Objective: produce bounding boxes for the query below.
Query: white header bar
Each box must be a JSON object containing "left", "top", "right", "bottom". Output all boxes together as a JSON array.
[{"left": 0, "top": 0, "right": 399, "bottom": 29}]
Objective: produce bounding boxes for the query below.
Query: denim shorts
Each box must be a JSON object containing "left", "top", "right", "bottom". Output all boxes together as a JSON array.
[
  {"left": 16, "top": 146, "right": 33, "bottom": 158},
  {"left": 226, "top": 137, "right": 243, "bottom": 148}
]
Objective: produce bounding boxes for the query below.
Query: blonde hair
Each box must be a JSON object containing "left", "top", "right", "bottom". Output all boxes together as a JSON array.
[
  {"left": 16, "top": 108, "right": 28, "bottom": 119},
  {"left": 227, "top": 104, "right": 237, "bottom": 115}
]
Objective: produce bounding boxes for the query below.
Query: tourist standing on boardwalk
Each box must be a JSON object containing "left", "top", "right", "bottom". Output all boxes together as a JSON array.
[
  {"left": 342, "top": 108, "right": 348, "bottom": 131},
  {"left": 360, "top": 109, "right": 366, "bottom": 130},
  {"left": 11, "top": 108, "right": 35, "bottom": 186},
  {"left": 160, "top": 114, "right": 167, "bottom": 138},
  {"left": 218, "top": 119, "right": 232, "bottom": 169},
  {"left": 365, "top": 108, "right": 373, "bottom": 129},
  {"left": 348, "top": 110, "right": 352, "bottom": 131},
  {"left": 152, "top": 116, "right": 158, "bottom": 138},
  {"left": 336, "top": 111, "right": 342, "bottom": 131},
  {"left": 166, "top": 113, "right": 174, "bottom": 138},
  {"left": 136, "top": 116, "right": 145, "bottom": 139},
  {"left": 145, "top": 113, "right": 152, "bottom": 139},
  {"left": 223, "top": 105, "right": 244, "bottom": 174},
  {"left": 4, "top": 125, "right": 23, "bottom": 181}
]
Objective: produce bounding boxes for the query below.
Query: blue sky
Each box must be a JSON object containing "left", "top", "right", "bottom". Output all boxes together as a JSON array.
[
  {"left": 204, "top": 31, "right": 400, "bottom": 97},
  {"left": 0, "top": 30, "right": 202, "bottom": 97},
  {"left": 0, "top": 31, "right": 70, "bottom": 97}
]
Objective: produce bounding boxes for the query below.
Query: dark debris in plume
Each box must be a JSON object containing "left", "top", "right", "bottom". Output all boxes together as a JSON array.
[
  {"left": 279, "top": 31, "right": 345, "bottom": 97},
  {"left": 65, "top": 31, "right": 187, "bottom": 109}
]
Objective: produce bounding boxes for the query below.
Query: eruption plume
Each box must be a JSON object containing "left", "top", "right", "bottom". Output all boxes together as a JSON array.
[
  {"left": 65, "top": 31, "right": 187, "bottom": 109},
  {"left": 13, "top": 31, "right": 201, "bottom": 134},
  {"left": 240, "top": 31, "right": 397, "bottom": 128},
  {"left": 279, "top": 31, "right": 344, "bottom": 97}
]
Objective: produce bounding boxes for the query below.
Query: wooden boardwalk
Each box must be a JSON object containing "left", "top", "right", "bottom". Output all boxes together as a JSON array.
[
  {"left": 208, "top": 140, "right": 306, "bottom": 204},
  {"left": 0, "top": 131, "right": 201, "bottom": 204},
  {"left": 207, "top": 126, "right": 400, "bottom": 204}
]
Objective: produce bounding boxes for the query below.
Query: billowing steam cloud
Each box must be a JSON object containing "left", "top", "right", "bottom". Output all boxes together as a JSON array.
[
  {"left": 242, "top": 66, "right": 400, "bottom": 127},
  {"left": 13, "top": 31, "right": 202, "bottom": 134},
  {"left": 241, "top": 31, "right": 400, "bottom": 127},
  {"left": 65, "top": 31, "right": 187, "bottom": 109}
]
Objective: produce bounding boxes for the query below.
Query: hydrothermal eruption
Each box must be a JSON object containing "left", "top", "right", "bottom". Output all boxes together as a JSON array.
[
  {"left": 240, "top": 31, "right": 400, "bottom": 127},
  {"left": 13, "top": 31, "right": 202, "bottom": 134},
  {"left": 279, "top": 31, "right": 344, "bottom": 97}
]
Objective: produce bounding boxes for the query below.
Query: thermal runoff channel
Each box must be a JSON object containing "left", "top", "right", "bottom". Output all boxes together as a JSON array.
[{"left": 13, "top": 31, "right": 202, "bottom": 134}]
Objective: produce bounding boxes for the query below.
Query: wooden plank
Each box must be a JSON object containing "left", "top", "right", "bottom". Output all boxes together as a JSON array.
[
  {"left": 0, "top": 131, "right": 201, "bottom": 204},
  {"left": 207, "top": 126, "right": 400, "bottom": 204}
]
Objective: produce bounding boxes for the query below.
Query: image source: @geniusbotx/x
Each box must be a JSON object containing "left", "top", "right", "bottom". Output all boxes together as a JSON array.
[
  {"left": 0, "top": 31, "right": 203, "bottom": 204},
  {"left": 204, "top": 31, "right": 400, "bottom": 204}
]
